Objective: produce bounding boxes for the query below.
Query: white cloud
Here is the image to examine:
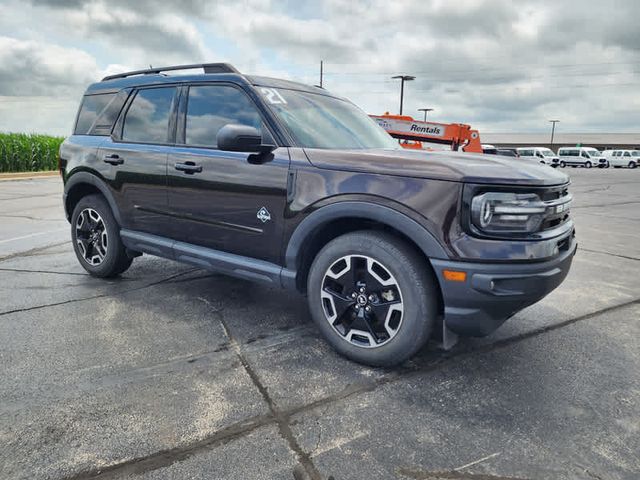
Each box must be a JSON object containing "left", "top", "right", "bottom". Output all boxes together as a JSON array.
[{"left": 0, "top": 0, "right": 639, "bottom": 135}]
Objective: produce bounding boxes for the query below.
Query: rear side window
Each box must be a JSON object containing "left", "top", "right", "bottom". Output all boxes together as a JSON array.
[
  {"left": 75, "top": 93, "right": 116, "bottom": 135},
  {"left": 122, "top": 87, "right": 177, "bottom": 144},
  {"left": 184, "top": 85, "right": 264, "bottom": 148},
  {"left": 560, "top": 149, "right": 578, "bottom": 156}
]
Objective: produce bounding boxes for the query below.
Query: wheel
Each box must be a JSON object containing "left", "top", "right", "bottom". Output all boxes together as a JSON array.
[
  {"left": 585, "top": 161, "right": 592, "bottom": 168},
  {"left": 307, "top": 231, "right": 438, "bottom": 367},
  {"left": 629, "top": 162, "right": 637, "bottom": 169},
  {"left": 71, "top": 194, "right": 133, "bottom": 277},
  {"left": 560, "top": 161, "right": 566, "bottom": 168}
]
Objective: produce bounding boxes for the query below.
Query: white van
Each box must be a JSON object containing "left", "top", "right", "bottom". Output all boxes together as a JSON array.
[
  {"left": 516, "top": 147, "right": 559, "bottom": 166},
  {"left": 601, "top": 149, "right": 639, "bottom": 169},
  {"left": 557, "top": 147, "right": 608, "bottom": 168}
]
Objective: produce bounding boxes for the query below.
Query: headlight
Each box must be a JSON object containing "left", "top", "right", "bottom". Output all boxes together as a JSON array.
[{"left": 471, "top": 192, "right": 546, "bottom": 234}]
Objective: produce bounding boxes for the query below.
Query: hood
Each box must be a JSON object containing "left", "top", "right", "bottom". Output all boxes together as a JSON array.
[{"left": 303, "top": 148, "right": 569, "bottom": 186}]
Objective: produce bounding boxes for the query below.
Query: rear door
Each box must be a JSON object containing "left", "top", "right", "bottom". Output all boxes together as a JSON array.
[
  {"left": 166, "top": 83, "right": 290, "bottom": 264},
  {"left": 99, "top": 86, "right": 178, "bottom": 235}
]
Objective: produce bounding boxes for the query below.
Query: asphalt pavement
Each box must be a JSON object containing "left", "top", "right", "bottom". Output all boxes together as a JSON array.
[{"left": 0, "top": 168, "right": 638, "bottom": 480}]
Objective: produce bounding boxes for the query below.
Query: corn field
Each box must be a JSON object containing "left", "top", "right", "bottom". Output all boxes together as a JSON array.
[{"left": 0, "top": 133, "right": 64, "bottom": 173}]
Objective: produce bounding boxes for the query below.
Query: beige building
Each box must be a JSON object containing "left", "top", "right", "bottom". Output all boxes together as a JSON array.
[{"left": 481, "top": 133, "right": 640, "bottom": 152}]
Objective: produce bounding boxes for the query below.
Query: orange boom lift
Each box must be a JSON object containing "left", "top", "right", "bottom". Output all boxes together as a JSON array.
[{"left": 370, "top": 114, "right": 483, "bottom": 153}]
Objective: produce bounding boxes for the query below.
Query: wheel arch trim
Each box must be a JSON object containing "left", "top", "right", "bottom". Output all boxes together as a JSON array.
[
  {"left": 64, "top": 172, "right": 122, "bottom": 225},
  {"left": 283, "top": 201, "right": 448, "bottom": 289}
]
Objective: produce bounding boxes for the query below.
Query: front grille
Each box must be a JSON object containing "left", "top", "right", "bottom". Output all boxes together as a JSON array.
[{"left": 539, "top": 185, "right": 572, "bottom": 233}]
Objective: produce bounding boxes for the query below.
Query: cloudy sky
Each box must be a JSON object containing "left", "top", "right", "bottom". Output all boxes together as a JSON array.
[{"left": 1, "top": 0, "right": 639, "bottom": 136}]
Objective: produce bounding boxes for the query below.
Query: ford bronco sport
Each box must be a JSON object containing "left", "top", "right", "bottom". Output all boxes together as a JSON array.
[{"left": 60, "top": 63, "right": 577, "bottom": 367}]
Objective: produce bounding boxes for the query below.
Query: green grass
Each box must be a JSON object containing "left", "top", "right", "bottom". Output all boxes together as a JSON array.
[{"left": 0, "top": 133, "right": 65, "bottom": 173}]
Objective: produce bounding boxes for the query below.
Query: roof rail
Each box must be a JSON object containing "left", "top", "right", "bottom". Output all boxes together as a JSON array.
[{"left": 101, "top": 63, "right": 240, "bottom": 81}]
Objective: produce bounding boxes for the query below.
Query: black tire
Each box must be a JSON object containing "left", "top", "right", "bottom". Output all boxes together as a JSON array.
[
  {"left": 585, "top": 161, "right": 592, "bottom": 169},
  {"left": 307, "top": 231, "right": 438, "bottom": 367},
  {"left": 629, "top": 162, "right": 637, "bottom": 169},
  {"left": 71, "top": 194, "right": 132, "bottom": 277},
  {"left": 559, "top": 161, "right": 566, "bottom": 168}
]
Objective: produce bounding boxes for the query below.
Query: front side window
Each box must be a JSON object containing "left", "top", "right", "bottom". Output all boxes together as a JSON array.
[
  {"left": 122, "top": 87, "right": 176, "bottom": 143},
  {"left": 185, "top": 85, "right": 263, "bottom": 148},
  {"left": 624, "top": 151, "right": 631, "bottom": 157},
  {"left": 260, "top": 87, "right": 398, "bottom": 150}
]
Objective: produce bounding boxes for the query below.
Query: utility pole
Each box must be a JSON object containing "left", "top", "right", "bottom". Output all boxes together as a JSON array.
[
  {"left": 391, "top": 75, "right": 415, "bottom": 115},
  {"left": 418, "top": 108, "right": 434, "bottom": 121},
  {"left": 549, "top": 119, "right": 560, "bottom": 149},
  {"left": 319, "top": 60, "right": 323, "bottom": 88}
]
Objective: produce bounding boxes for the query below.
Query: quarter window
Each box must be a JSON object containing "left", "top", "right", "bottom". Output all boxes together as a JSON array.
[
  {"left": 75, "top": 93, "right": 116, "bottom": 135},
  {"left": 185, "top": 85, "right": 264, "bottom": 148},
  {"left": 122, "top": 87, "right": 177, "bottom": 143}
]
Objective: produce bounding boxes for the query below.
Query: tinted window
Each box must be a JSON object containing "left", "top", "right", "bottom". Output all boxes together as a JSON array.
[
  {"left": 75, "top": 93, "right": 116, "bottom": 134},
  {"left": 185, "top": 85, "right": 263, "bottom": 148},
  {"left": 624, "top": 151, "right": 631, "bottom": 157},
  {"left": 122, "top": 87, "right": 176, "bottom": 143}
]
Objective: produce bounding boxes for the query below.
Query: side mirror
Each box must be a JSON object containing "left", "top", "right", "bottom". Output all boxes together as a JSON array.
[{"left": 217, "top": 124, "right": 275, "bottom": 153}]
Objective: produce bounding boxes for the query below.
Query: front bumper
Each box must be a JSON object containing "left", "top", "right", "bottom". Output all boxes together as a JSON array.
[{"left": 431, "top": 236, "right": 577, "bottom": 337}]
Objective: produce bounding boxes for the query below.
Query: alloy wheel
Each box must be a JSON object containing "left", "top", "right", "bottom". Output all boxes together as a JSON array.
[
  {"left": 75, "top": 208, "right": 108, "bottom": 266},
  {"left": 320, "top": 254, "right": 404, "bottom": 348}
]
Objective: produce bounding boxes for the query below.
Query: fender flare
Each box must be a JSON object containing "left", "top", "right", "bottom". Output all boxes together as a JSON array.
[
  {"left": 63, "top": 171, "right": 122, "bottom": 225},
  {"left": 284, "top": 201, "right": 448, "bottom": 277}
]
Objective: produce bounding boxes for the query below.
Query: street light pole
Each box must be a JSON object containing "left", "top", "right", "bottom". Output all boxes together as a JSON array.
[
  {"left": 418, "top": 108, "right": 434, "bottom": 121},
  {"left": 391, "top": 75, "right": 415, "bottom": 115},
  {"left": 549, "top": 120, "right": 560, "bottom": 149}
]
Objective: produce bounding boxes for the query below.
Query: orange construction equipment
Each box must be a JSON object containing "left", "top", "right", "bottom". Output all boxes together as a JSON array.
[{"left": 370, "top": 114, "right": 483, "bottom": 153}]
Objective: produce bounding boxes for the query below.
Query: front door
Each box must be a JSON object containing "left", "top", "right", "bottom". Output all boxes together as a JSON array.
[{"left": 166, "top": 83, "right": 289, "bottom": 264}]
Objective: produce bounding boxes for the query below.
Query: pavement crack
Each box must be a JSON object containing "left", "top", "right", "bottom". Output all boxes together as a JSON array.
[
  {"left": 398, "top": 467, "right": 530, "bottom": 480},
  {"left": 216, "top": 310, "right": 323, "bottom": 480},
  {"left": 0, "top": 213, "right": 61, "bottom": 221},
  {"left": 0, "top": 269, "right": 198, "bottom": 317},
  {"left": 572, "top": 200, "right": 640, "bottom": 210},
  {"left": 58, "top": 414, "right": 275, "bottom": 480},
  {"left": 0, "top": 267, "right": 88, "bottom": 276},
  {"left": 0, "top": 240, "right": 70, "bottom": 262},
  {"left": 579, "top": 247, "right": 640, "bottom": 262}
]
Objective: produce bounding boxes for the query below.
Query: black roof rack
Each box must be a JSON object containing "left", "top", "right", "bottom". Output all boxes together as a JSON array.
[{"left": 101, "top": 63, "right": 240, "bottom": 81}]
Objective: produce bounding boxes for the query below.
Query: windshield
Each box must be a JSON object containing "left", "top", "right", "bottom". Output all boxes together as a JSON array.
[
  {"left": 586, "top": 149, "right": 601, "bottom": 157},
  {"left": 259, "top": 87, "right": 398, "bottom": 150},
  {"left": 540, "top": 148, "right": 555, "bottom": 156},
  {"left": 632, "top": 151, "right": 640, "bottom": 156}
]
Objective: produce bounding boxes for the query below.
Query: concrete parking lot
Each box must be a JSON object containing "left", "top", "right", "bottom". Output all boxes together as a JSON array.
[{"left": 0, "top": 169, "right": 639, "bottom": 480}]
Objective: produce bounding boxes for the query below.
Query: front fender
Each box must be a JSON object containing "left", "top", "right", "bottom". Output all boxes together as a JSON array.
[{"left": 284, "top": 200, "right": 448, "bottom": 277}]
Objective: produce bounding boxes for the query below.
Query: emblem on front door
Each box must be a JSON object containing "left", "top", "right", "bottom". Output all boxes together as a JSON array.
[{"left": 257, "top": 207, "right": 271, "bottom": 223}]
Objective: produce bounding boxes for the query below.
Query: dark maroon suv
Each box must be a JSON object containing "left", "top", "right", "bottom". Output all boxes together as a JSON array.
[{"left": 60, "top": 63, "right": 576, "bottom": 367}]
